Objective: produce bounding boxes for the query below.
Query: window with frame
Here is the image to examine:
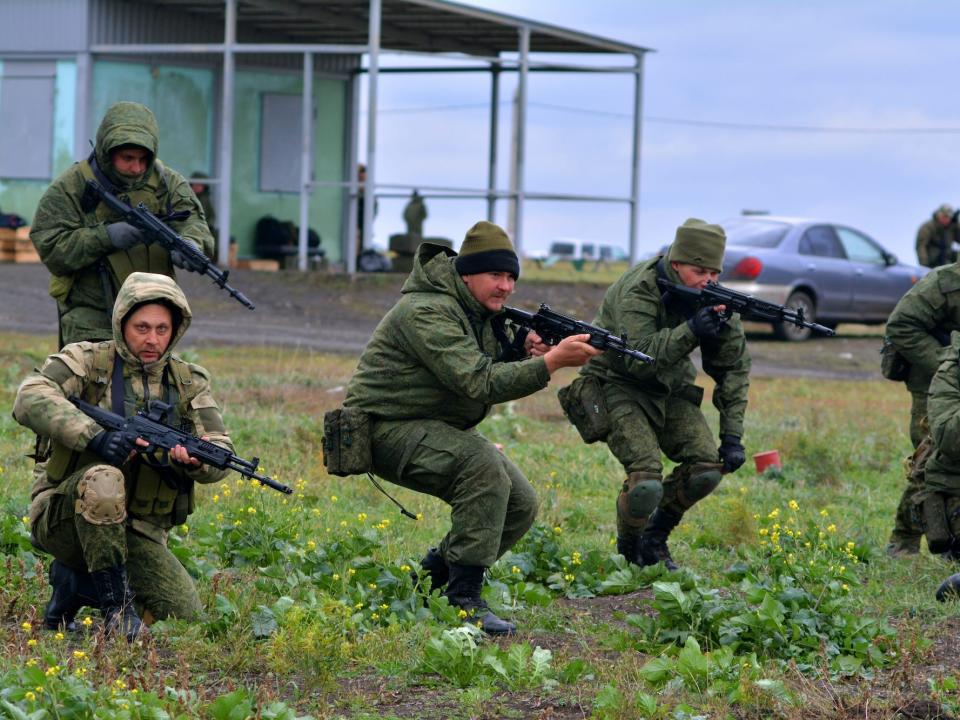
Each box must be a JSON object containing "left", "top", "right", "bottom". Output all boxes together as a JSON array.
[
  {"left": 835, "top": 227, "right": 886, "bottom": 264},
  {"left": 259, "top": 92, "right": 309, "bottom": 193},
  {"left": 0, "top": 60, "right": 55, "bottom": 180},
  {"left": 798, "top": 225, "right": 845, "bottom": 259}
]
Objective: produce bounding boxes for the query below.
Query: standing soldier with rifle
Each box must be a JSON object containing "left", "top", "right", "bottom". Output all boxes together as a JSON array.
[
  {"left": 339, "top": 221, "right": 600, "bottom": 636},
  {"left": 559, "top": 218, "right": 751, "bottom": 571},
  {"left": 883, "top": 260, "right": 960, "bottom": 556},
  {"left": 30, "top": 101, "right": 216, "bottom": 347},
  {"left": 13, "top": 273, "right": 234, "bottom": 640}
]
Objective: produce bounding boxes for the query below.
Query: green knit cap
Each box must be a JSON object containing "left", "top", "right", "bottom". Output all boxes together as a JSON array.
[
  {"left": 455, "top": 220, "right": 520, "bottom": 279},
  {"left": 667, "top": 218, "right": 726, "bottom": 272}
]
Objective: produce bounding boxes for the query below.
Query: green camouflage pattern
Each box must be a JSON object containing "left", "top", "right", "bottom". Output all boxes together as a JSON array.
[
  {"left": 923, "top": 332, "right": 960, "bottom": 496},
  {"left": 14, "top": 273, "right": 231, "bottom": 618},
  {"left": 886, "top": 263, "right": 960, "bottom": 396},
  {"left": 916, "top": 217, "right": 960, "bottom": 268},
  {"left": 345, "top": 242, "right": 550, "bottom": 566},
  {"left": 580, "top": 257, "right": 751, "bottom": 438},
  {"left": 30, "top": 102, "right": 214, "bottom": 345},
  {"left": 345, "top": 242, "right": 549, "bottom": 427}
]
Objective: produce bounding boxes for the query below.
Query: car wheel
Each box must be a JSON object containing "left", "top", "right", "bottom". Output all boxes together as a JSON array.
[{"left": 772, "top": 290, "right": 815, "bottom": 342}]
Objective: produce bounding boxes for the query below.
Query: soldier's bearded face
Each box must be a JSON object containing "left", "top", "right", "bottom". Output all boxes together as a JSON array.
[
  {"left": 671, "top": 262, "right": 720, "bottom": 290},
  {"left": 462, "top": 271, "right": 517, "bottom": 312},
  {"left": 123, "top": 303, "right": 174, "bottom": 363},
  {"left": 110, "top": 147, "right": 149, "bottom": 179}
]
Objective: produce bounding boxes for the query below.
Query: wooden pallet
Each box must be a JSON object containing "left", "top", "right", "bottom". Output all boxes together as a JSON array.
[{"left": 0, "top": 227, "right": 40, "bottom": 263}]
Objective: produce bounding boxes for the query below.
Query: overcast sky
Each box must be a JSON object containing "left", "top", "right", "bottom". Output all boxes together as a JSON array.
[{"left": 363, "top": 0, "right": 960, "bottom": 264}]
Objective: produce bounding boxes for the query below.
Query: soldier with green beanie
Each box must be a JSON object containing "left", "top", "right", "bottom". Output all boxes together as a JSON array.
[
  {"left": 343, "top": 220, "right": 601, "bottom": 636},
  {"left": 13, "top": 272, "right": 233, "bottom": 640},
  {"left": 565, "top": 218, "right": 751, "bottom": 570},
  {"left": 883, "top": 263, "right": 960, "bottom": 556},
  {"left": 30, "top": 101, "right": 215, "bottom": 348}
]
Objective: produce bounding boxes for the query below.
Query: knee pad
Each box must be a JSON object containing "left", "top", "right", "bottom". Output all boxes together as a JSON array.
[
  {"left": 617, "top": 471, "right": 663, "bottom": 529},
  {"left": 75, "top": 465, "right": 126, "bottom": 526},
  {"left": 670, "top": 462, "right": 723, "bottom": 511}
]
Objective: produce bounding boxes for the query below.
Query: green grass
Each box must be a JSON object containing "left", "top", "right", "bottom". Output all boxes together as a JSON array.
[{"left": 0, "top": 332, "right": 957, "bottom": 719}]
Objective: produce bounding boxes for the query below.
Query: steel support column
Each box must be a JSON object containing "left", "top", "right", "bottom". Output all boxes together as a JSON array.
[
  {"left": 359, "top": 0, "right": 382, "bottom": 272},
  {"left": 343, "top": 71, "right": 361, "bottom": 272},
  {"left": 628, "top": 52, "right": 645, "bottom": 266},
  {"left": 298, "top": 52, "right": 314, "bottom": 271},
  {"left": 74, "top": 52, "right": 91, "bottom": 161},
  {"left": 486, "top": 63, "right": 500, "bottom": 222},
  {"left": 510, "top": 26, "right": 530, "bottom": 256},
  {"left": 216, "top": 0, "right": 236, "bottom": 269}
]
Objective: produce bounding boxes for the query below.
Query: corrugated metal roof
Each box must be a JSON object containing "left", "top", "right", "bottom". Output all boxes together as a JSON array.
[{"left": 120, "top": 0, "right": 651, "bottom": 56}]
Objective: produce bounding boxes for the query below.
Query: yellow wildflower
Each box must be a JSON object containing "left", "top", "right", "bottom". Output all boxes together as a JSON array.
[{"left": 788, "top": 500, "right": 799, "bottom": 511}]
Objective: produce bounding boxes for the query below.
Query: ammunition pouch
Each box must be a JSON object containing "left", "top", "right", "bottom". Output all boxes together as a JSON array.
[
  {"left": 880, "top": 336, "right": 910, "bottom": 382},
  {"left": 558, "top": 375, "right": 610, "bottom": 443},
  {"left": 323, "top": 407, "right": 373, "bottom": 477},
  {"left": 924, "top": 493, "right": 960, "bottom": 555}
]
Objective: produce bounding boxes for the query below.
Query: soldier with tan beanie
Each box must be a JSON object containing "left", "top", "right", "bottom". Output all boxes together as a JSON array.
[{"left": 561, "top": 218, "right": 752, "bottom": 570}]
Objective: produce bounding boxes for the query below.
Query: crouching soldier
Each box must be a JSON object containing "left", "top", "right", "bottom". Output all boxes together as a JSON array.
[
  {"left": 340, "top": 221, "right": 600, "bottom": 635},
  {"left": 14, "top": 272, "right": 233, "bottom": 639},
  {"left": 560, "top": 218, "right": 751, "bottom": 571}
]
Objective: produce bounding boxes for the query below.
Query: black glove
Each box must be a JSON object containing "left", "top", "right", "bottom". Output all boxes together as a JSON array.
[
  {"left": 169, "top": 248, "right": 203, "bottom": 272},
  {"left": 687, "top": 306, "right": 724, "bottom": 339},
  {"left": 718, "top": 434, "right": 746, "bottom": 474},
  {"left": 87, "top": 430, "right": 136, "bottom": 467},
  {"left": 105, "top": 222, "right": 144, "bottom": 250}
]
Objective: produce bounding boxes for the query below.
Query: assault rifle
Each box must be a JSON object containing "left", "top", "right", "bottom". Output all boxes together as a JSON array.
[
  {"left": 655, "top": 278, "right": 836, "bottom": 337},
  {"left": 69, "top": 396, "right": 292, "bottom": 494},
  {"left": 86, "top": 180, "right": 255, "bottom": 310},
  {"left": 502, "top": 304, "right": 655, "bottom": 364}
]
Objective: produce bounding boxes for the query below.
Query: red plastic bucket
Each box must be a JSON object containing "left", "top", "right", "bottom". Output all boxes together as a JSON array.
[{"left": 753, "top": 450, "right": 782, "bottom": 473}]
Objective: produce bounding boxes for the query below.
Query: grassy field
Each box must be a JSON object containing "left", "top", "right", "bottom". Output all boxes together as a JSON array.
[{"left": 0, "top": 331, "right": 958, "bottom": 720}]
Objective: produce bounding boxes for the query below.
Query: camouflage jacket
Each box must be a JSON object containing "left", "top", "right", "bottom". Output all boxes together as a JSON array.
[
  {"left": 916, "top": 217, "right": 960, "bottom": 268},
  {"left": 885, "top": 264, "right": 960, "bottom": 393},
  {"left": 14, "top": 273, "right": 232, "bottom": 530},
  {"left": 344, "top": 243, "right": 550, "bottom": 429},
  {"left": 581, "top": 257, "right": 751, "bottom": 438},
  {"left": 30, "top": 102, "right": 214, "bottom": 345},
  {"left": 923, "top": 333, "right": 960, "bottom": 494}
]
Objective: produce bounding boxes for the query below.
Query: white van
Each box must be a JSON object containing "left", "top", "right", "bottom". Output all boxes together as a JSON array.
[{"left": 547, "top": 238, "right": 627, "bottom": 262}]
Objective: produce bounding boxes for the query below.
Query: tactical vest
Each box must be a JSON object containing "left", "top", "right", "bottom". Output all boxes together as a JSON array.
[
  {"left": 48, "top": 157, "right": 176, "bottom": 304},
  {"left": 46, "top": 343, "right": 203, "bottom": 523}
]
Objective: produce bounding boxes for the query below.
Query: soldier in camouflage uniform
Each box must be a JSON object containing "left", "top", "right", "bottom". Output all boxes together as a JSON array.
[
  {"left": 30, "top": 101, "right": 214, "bottom": 347},
  {"left": 569, "top": 218, "right": 751, "bottom": 571},
  {"left": 884, "top": 263, "right": 960, "bottom": 555},
  {"left": 916, "top": 204, "right": 959, "bottom": 269},
  {"left": 344, "top": 221, "right": 600, "bottom": 635},
  {"left": 14, "top": 272, "right": 232, "bottom": 639}
]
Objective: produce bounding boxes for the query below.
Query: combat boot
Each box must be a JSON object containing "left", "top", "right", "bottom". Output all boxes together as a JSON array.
[
  {"left": 638, "top": 507, "right": 683, "bottom": 571},
  {"left": 411, "top": 547, "right": 449, "bottom": 591},
  {"left": 90, "top": 565, "right": 144, "bottom": 642},
  {"left": 616, "top": 531, "right": 642, "bottom": 566},
  {"left": 936, "top": 574, "right": 960, "bottom": 602},
  {"left": 443, "top": 564, "right": 516, "bottom": 636},
  {"left": 43, "top": 560, "right": 99, "bottom": 631}
]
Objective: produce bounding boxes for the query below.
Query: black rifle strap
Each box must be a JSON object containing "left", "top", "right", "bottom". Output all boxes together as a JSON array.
[
  {"left": 492, "top": 314, "right": 528, "bottom": 362},
  {"left": 111, "top": 351, "right": 125, "bottom": 416},
  {"left": 366, "top": 473, "right": 417, "bottom": 520}
]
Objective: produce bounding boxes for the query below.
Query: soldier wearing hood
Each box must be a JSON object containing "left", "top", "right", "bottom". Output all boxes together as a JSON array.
[
  {"left": 14, "top": 272, "right": 233, "bottom": 640},
  {"left": 344, "top": 221, "right": 600, "bottom": 636},
  {"left": 30, "top": 101, "right": 215, "bottom": 347},
  {"left": 567, "top": 218, "right": 751, "bottom": 571}
]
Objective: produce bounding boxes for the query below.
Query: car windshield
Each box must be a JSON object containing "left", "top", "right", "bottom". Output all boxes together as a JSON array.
[{"left": 721, "top": 219, "right": 791, "bottom": 248}]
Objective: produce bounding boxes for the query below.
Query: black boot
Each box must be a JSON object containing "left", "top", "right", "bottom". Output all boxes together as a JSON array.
[
  {"left": 443, "top": 564, "right": 516, "bottom": 636},
  {"left": 44, "top": 560, "right": 98, "bottom": 631},
  {"left": 638, "top": 508, "right": 683, "bottom": 571},
  {"left": 616, "top": 532, "right": 643, "bottom": 566},
  {"left": 412, "top": 547, "right": 449, "bottom": 591},
  {"left": 90, "top": 565, "right": 143, "bottom": 642}
]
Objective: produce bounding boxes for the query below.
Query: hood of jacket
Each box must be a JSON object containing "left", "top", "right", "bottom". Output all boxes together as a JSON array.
[
  {"left": 95, "top": 101, "right": 160, "bottom": 191},
  {"left": 401, "top": 242, "right": 489, "bottom": 319},
  {"left": 112, "top": 272, "right": 192, "bottom": 370}
]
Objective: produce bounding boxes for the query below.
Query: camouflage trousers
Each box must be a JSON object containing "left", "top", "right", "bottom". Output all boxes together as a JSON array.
[
  {"left": 909, "top": 389, "right": 928, "bottom": 450},
  {"left": 888, "top": 435, "right": 933, "bottom": 551},
  {"left": 371, "top": 418, "right": 538, "bottom": 568},
  {"left": 602, "top": 383, "right": 721, "bottom": 515},
  {"left": 31, "top": 464, "right": 202, "bottom": 621}
]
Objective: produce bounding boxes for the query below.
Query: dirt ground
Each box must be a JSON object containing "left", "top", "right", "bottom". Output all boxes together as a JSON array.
[{"left": 0, "top": 263, "right": 886, "bottom": 379}]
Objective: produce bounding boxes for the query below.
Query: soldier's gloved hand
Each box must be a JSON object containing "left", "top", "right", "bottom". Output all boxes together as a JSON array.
[
  {"left": 687, "top": 306, "right": 724, "bottom": 339},
  {"left": 718, "top": 434, "right": 746, "bottom": 474},
  {"left": 105, "top": 222, "right": 144, "bottom": 250},
  {"left": 87, "top": 430, "right": 136, "bottom": 467},
  {"left": 169, "top": 248, "right": 202, "bottom": 272}
]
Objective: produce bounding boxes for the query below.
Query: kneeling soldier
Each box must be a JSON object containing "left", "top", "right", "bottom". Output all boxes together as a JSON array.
[
  {"left": 561, "top": 218, "right": 751, "bottom": 570},
  {"left": 14, "top": 272, "right": 233, "bottom": 639}
]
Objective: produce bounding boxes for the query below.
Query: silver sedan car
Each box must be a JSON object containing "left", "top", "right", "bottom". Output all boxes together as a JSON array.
[{"left": 719, "top": 216, "right": 928, "bottom": 341}]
